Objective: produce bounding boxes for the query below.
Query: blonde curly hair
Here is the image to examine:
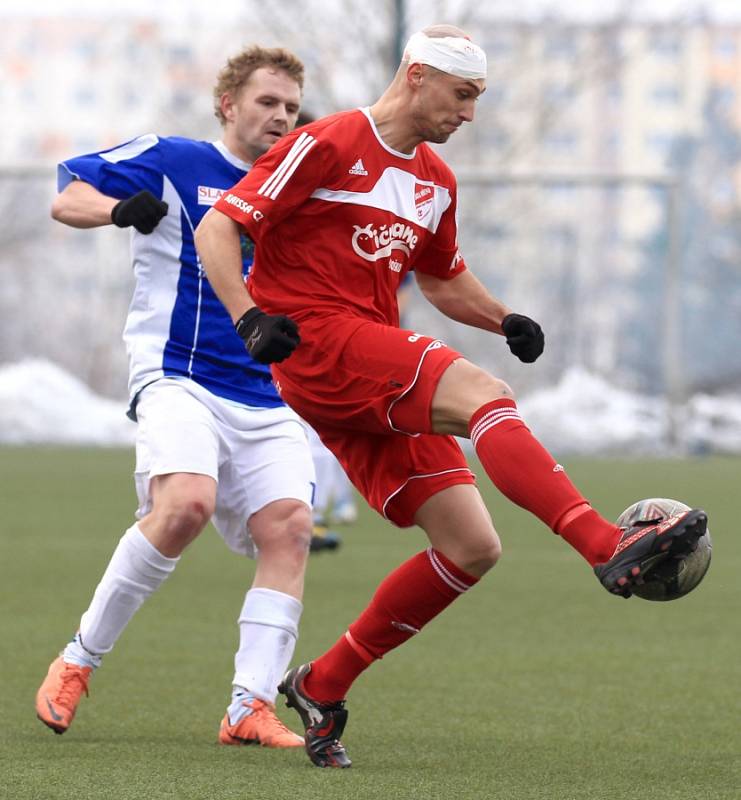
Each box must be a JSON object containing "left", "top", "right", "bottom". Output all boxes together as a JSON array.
[{"left": 213, "top": 45, "right": 304, "bottom": 125}]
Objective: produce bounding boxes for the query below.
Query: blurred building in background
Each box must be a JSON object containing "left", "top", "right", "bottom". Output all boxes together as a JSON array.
[{"left": 1, "top": 5, "right": 739, "bottom": 453}]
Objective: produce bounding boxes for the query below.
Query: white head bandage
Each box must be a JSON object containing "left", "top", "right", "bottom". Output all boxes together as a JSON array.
[{"left": 403, "top": 31, "right": 487, "bottom": 80}]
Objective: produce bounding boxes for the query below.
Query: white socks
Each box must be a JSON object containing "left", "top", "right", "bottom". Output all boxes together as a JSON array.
[
  {"left": 232, "top": 587, "right": 303, "bottom": 705},
  {"left": 64, "top": 524, "right": 179, "bottom": 664},
  {"left": 61, "top": 529, "right": 302, "bottom": 711}
]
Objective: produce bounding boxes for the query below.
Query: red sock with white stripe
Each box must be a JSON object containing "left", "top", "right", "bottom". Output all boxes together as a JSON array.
[
  {"left": 303, "top": 549, "right": 478, "bottom": 703},
  {"left": 469, "top": 398, "right": 620, "bottom": 565}
]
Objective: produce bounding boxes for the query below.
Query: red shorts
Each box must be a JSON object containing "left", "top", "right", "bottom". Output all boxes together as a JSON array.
[{"left": 272, "top": 313, "right": 476, "bottom": 527}]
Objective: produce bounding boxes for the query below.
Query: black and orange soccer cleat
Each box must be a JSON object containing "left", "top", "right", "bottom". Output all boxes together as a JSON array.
[
  {"left": 594, "top": 508, "right": 708, "bottom": 598},
  {"left": 278, "top": 663, "right": 351, "bottom": 768}
]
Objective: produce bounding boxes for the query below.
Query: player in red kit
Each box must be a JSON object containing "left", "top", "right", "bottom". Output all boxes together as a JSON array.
[{"left": 195, "top": 25, "right": 708, "bottom": 768}]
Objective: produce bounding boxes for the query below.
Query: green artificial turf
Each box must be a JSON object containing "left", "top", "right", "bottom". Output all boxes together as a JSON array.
[{"left": 1, "top": 448, "right": 739, "bottom": 799}]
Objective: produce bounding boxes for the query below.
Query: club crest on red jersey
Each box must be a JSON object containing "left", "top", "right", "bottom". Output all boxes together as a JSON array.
[{"left": 414, "top": 182, "right": 434, "bottom": 222}]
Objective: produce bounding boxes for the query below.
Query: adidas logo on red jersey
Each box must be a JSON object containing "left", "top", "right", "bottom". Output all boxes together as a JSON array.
[{"left": 348, "top": 159, "right": 368, "bottom": 176}]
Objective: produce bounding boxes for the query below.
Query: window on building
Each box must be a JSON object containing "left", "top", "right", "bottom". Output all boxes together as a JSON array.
[
  {"left": 170, "top": 89, "right": 192, "bottom": 112},
  {"left": 645, "top": 132, "right": 676, "bottom": 159},
  {"left": 74, "top": 136, "right": 98, "bottom": 153},
  {"left": 169, "top": 44, "right": 193, "bottom": 63},
  {"left": 709, "top": 175, "right": 735, "bottom": 205},
  {"left": 485, "top": 33, "right": 517, "bottom": 57},
  {"left": 602, "top": 33, "right": 624, "bottom": 60},
  {"left": 606, "top": 80, "right": 622, "bottom": 103},
  {"left": 75, "top": 40, "right": 97, "bottom": 60},
  {"left": 488, "top": 187, "right": 512, "bottom": 206},
  {"left": 483, "top": 85, "right": 508, "bottom": 106},
  {"left": 482, "top": 224, "right": 509, "bottom": 240},
  {"left": 649, "top": 30, "right": 682, "bottom": 58},
  {"left": 543, "top": 82, "right": 576, "bottom": 105},
  {"left": 543, "top": 131, "right": 578, "bottom": 153},
  {"left": 122, "top": 87, "right": 141, "bottom": 109},
  {"left": 650, "top": 84, "right": 681, "bottom": 105},
  {"left": 74, "top": 87, "right": 96, "bottom": 107},
  {"left": 709, "top": 85, "right": 735, "bottom": 112},
  {"left": 545, "top": 184, "right": 577, "bottom": 205},
  {"left": 605, "top": 131, "right": 621, "bottom": 155},
  {"left": 544, "top": 223, "right": 576, "bottom": 247},
  {"left": 484, "top": 129, "right": 510, "bottom": 149},
  {"left": 713, "top": 36, "right": 737, "bottom": 59},
  {"left": 544, "top": 31, "right": 578, "bottom": 59}
]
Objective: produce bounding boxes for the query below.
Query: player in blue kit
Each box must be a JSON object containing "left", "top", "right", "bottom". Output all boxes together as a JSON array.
[{"left": 36, "top": 45, "right": 314, "bottom": 747}]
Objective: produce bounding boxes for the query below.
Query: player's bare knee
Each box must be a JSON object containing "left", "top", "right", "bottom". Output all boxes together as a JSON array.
[
  {"left": 164, "top": 495, "right": 214, "bottom": 538},
  {"left": 432, "top": 360, "right": 515, "bottom": 435},
  {"left": 147, "top": 474, "right": 215, "bottom": 542},
  {"left": 252, "top": 500, "right": 312, "bottom": 555},
  {"left": 465, "top": 369, "right": 514, "bottom": 407},
  {"left": 486, "top": 534, "right": 503, "bottom": 569},
  {"left": 281, "top": 504, "right": 313, "bottom": 553},
  {"left": 465, "top": 534, "right": 502, "bottom": 575}
]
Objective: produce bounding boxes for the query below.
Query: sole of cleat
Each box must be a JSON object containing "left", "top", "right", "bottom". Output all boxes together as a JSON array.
[
  {"left": 666, "top": 511, "right": 707, "bottom": 556},
  {"left": 37, "top": 713, "right": 66, "bottom": 735},
  {"left": 224, "top": 737, "right": 259, "bottom": 746},
  {"left": 609, "top": 510, "right": 708, "bottom": 596}
]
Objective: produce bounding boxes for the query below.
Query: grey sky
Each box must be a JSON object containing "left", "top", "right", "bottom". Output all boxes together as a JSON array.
[{"left": 3, "top": 0, "right": 741, "bottom": 21}]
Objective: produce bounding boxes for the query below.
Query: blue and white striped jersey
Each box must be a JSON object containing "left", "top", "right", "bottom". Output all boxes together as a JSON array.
[{"left": 58, "top": 134, "right": 282, "bottom": 412}]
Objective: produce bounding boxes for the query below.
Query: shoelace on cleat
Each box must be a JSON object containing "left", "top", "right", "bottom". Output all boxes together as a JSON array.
[
  {"left": 55, "top": 666, "right": 90, "bottom": 707},
  {"left": 248, "top": 702, "right": 300, "bottom": 740}
]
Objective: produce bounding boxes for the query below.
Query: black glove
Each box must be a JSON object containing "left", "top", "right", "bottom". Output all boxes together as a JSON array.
[
  {"left": 235, "top": 307, "right": 300, "bottom": 364},
  {"left": 111, "top": 190, "right": 168, "bottom": 234},
  {"left": 501, "top": 313, "right": 545, "bottom": 363}
]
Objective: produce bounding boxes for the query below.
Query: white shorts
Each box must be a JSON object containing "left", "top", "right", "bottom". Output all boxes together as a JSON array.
[{"left": 133, "top": 377, "right": 315, "bottom": 558}]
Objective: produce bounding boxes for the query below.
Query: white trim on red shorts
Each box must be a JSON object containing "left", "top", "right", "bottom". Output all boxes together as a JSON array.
[
  {"left": 381, "top": 467, "right": 474, "bottom": 522},
  {"left": 386, "top": 338, "right": 447, "bottom": 436}
]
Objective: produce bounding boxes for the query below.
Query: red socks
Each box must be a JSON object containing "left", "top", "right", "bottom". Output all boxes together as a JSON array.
[
  {"left": 302, "top": 399, "right": 621, "bottom": 704},
  {"left": 303, "top": 549, "right": 478, "bottom": 703},
  {"left": 469, "top": 398, "right": 620, "bottom": 565}
]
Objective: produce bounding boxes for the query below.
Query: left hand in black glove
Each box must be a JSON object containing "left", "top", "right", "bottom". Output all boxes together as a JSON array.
[
  {"left": 501, "top": 313, "right": 545, "bottom": 363},
  {"left": 234, "top": 307, "right": 300, "bottom": 364},
  {"left": 111, "top": 190, "right": 169, "bottom": 234}
]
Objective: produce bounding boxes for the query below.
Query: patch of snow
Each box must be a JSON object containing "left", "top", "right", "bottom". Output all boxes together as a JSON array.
[
  {"left": 0, "top": 359, "right": 134, "bottom": 445},
  {"left": 1, "top": 360, "right": 739, "bottom": 454}
]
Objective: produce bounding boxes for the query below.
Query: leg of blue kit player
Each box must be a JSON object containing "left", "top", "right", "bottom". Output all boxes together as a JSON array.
[
  {"left": 219, "top": 499, "right": 312, "bottom": 748},
  {"left": 35, "top": 471, "right": 213, "bottom": 733},
  {"left": 213, "top": 400, "right": 316, "bottom": 747}
]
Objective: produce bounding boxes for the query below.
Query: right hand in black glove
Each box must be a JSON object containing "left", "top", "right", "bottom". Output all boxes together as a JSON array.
[
  {"left": 501, "top": 312, "right": 545, "bottom": 363},
  {"left": 235, "top": 307, "right": 300, "bottom": 364},
  {"left": 111, "top": 190, "right": 168, "bottom": 234}
]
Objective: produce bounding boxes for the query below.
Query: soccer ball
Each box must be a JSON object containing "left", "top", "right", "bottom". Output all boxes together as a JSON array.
[{"left": 615, "top": 498, "right": 712, "bottom": 601}]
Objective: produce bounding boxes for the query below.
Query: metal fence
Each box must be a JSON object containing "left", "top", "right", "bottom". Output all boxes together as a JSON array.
[
  {"left": 0, "top": 166, "right": 133, "bottom": 399},
  {"left": 1, "top": 166, "right": 737, "bottom": 419},
  {"left": 410, "top": 173, "right": 688, "bottom": 397}
]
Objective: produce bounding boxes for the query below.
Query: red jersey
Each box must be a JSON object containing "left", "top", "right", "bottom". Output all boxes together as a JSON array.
[{"left": 213, "top": 108, "right": 467, "bottom": 327}]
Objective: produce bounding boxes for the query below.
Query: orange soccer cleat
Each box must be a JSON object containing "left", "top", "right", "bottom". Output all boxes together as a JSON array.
[
  {"left": 36, "top": 656, "right": 93, "bottom": 734},
  {"left": 219, "top": 696, "right": 304, "bottom": 748}
]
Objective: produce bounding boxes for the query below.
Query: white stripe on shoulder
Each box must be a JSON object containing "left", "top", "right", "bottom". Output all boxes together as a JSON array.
[
  {"left": 258, "top": 132, "right": 316, "bottom": 200},
  {"left": 100, "top": 134, "right": 159, "bottom": 164},
  {"left": 310, "top": 167, "right": 452, "bottom": 234},
  {"left": 266, "top": 136, "right": 317, "bottom": 199}
]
